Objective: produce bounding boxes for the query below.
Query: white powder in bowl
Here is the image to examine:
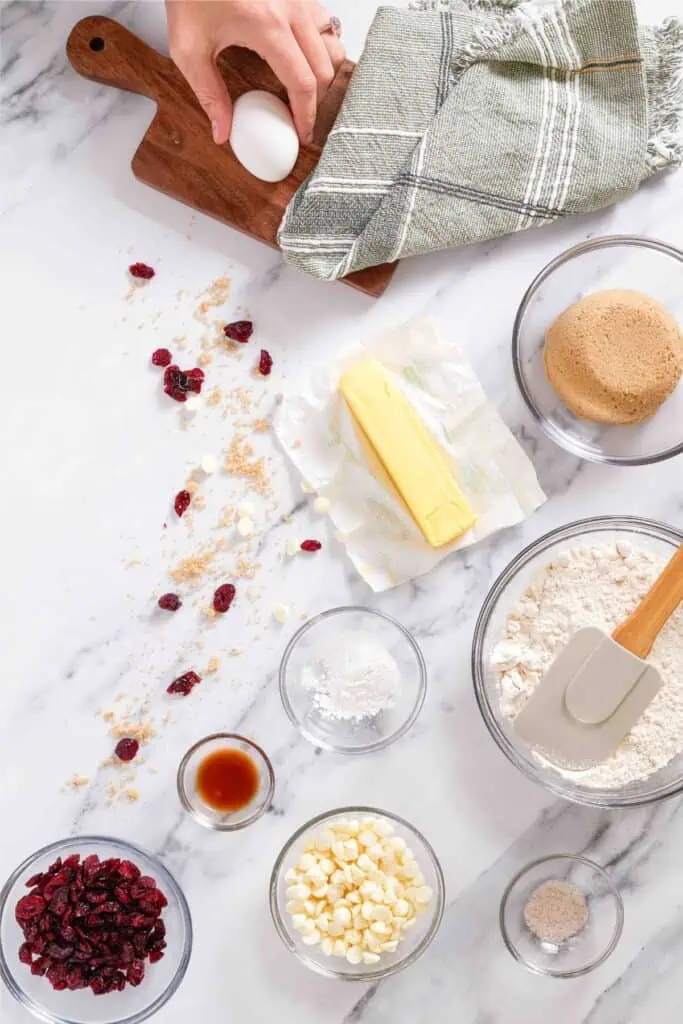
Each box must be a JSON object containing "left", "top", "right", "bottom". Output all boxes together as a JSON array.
[
  {"left": 301, "top": 631, "right": 402, "bottom": 722},
  {"left": 491, "top": 542, "right": 683, "bottom": 788}
]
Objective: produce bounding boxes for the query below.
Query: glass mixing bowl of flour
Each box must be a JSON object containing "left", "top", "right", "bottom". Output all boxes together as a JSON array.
[
  {"left": 473, "top": 516, "right": 683, "bottom": 808},
  {"left": 279, "top": 607, "right": 427, "bottom": 754},
  {"left": 513, "top": 235, "right": 683, "bottom": 466}
]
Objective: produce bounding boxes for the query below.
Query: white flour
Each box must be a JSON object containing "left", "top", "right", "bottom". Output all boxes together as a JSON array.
[
  {"left": 491, "top": 542, "right": 683, "bottom": 788},
  {"left": 301, "top": 631, "right": 401, "bottom": 721}
]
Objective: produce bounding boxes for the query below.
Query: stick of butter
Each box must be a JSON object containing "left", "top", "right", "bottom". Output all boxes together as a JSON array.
[{"left": 339, "top": 359, "right": 477, "bottom": 548}]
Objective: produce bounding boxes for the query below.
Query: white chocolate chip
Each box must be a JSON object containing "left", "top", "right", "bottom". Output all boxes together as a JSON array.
[
  {"left": 200, "top": 454, "right": 217, "bottom": 474},
  {"left": 302, "top": 929, "right": 321, "bottom": 946},
  {"left": 273, "top": 603, "right": 290, "bottom": 623},
  {"left": 184, "top": 396, "right": 201, "bottom": 412},
  {"left": 237, "top": 501, "right": 255, "bottom": 518},
  {"left": 237, "top": 516, "right": 254, "bottom": 537},
  {"left": 363, "top": 952, "right": 381, "bottom": 965},
  {"left": 321, "top": 937, "right": 334, "bottom": 956},
  {"left": 314, "top": 496, "right": 330, "bottom": 515},
  {"left": 346, "top": 945, "right": 362, "bottom": 965},
  {"left": 285, "top": 537, "right": 300, "bottom": 557},
  {"left": 300, "top": 480, "right": 314, "bottom": 494}
]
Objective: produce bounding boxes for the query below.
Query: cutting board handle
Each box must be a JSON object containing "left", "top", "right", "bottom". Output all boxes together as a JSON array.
[
  {"left": 613, "top": 544, "right": 683, "bottom": 658},
  {"left": 67, "top": 16, "right": 174, "bottom": 102}
]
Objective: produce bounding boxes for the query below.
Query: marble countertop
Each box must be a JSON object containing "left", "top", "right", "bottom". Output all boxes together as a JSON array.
[{"left": 2, "top": 1, "right": 682, "bottom": 1022}]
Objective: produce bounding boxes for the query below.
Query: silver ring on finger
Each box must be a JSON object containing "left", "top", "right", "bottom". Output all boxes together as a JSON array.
[{"left": 320, "top": 15, "right": 342, "bottom": 38}]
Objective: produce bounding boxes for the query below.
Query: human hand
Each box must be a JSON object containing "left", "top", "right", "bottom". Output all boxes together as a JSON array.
[{"left": 165, "top": 0, "right": 345, "bottom": 146}]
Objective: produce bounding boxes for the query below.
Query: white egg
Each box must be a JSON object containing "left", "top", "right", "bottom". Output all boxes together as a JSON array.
[{"left": 229, "top": 90, "right": 300, "bottom": 183}]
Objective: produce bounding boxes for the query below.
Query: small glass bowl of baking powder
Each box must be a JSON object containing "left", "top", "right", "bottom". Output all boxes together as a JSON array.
[
  {"left": 500, "top": 854, "right": 623, "bottom": 978},
  {"left": 279, "top": 606, "right": 427, "bottom": 754}
]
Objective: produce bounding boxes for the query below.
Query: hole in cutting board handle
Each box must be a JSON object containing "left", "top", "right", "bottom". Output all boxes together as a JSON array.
[{"left": 89, "top": 37, "right": 105, "bottom": 52}]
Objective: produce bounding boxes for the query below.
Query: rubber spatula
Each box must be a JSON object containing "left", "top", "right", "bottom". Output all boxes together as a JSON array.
[{"left": 514, "top": 544, "right": 683, "bottom": 769}]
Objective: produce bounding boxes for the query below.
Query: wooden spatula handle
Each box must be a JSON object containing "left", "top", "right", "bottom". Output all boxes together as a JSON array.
[
  {"left": 67, "top": 16, "right": 175, "bottom": 102},
  {"left": 613, "top": 544, "right": 683, "bottom": 658}
]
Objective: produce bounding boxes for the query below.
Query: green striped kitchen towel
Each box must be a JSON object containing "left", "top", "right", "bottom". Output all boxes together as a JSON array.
[{"left": 278, "top": 0, "right": 683, "bottom": 280}]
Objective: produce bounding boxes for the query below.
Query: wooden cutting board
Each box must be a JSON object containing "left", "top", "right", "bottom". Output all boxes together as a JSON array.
[{"left": 66, "top": 16, "right": 397, "bottom": 298}]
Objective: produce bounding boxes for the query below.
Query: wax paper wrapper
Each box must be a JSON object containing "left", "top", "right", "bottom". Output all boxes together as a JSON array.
[{"left": 274, "top": 316, "right": 546, "bottom": 591}]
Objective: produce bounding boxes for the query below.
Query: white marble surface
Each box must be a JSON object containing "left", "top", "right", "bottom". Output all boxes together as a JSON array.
[{"left": 1, "top": 1, "right": 682, "bottom": 1022}]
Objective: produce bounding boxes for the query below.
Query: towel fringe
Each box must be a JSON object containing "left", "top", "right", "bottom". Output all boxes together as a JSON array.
[{"left": 646, "top": 17, "right": 683, "bottom": 172}]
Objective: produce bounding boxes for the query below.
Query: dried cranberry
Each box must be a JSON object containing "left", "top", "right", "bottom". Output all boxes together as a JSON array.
[
  {"left": 166, "top": 670, "right": 201, "bottom": 696},
  {"left": 118, "top": 861, "right": 141, "bottom": 881},
  {"left": 163, "top": 364, "right": 204, "bottom": 403},
  {"left": 158, "top": 592, "right": 182, "bottom": 611},
  {"left": 66, "top": 967, "right": 87, "bottom": 990},
  {"left": 114, "top": 738, "right": 139, "bottom": 762},
  {"left": 223, "top": 320, "right": 253, "bottom": 343},
  {"left": 31, "top": 956, "right": 51, "bottom": 976},
  {"left": 151, "top": 348, "right": 172, "bottom": 367},
  {"left": 90, "top": 974, "right": 109, "bottom": 995},
  {"left": 63, "top": 854, "right": 81, "bottom": 870},
  {"left": 16, "top": 894, "right": 46, "bottom": 923},
  {"left": 129, "top": 262, "right": 155, "bottom": 280},
  {"left": 213, "top": 583, "right": 236, "bottom": 613},
  {"left": 25, "top": 872, "right": 45, "bottom": 888},
  {"left": 127, "top": 960, "right": 145, "bottom": 986},
  {"left": 18, "top": 942, "right": 33, "bottom": 965},
  {"left": 258, "top": 349, "right": 273, "bottom": 376},
  {"left": 174, "top": 489, "right": 191, "bottom": 517},
  {"left": 148, "top": 949, "right": 165, "bottom": 963},
  {"left": 300, "top": 539, "right": 322, "bottom": 552},
  {"left": 48, "top": 887, "right": 69, "bottom": 917}
]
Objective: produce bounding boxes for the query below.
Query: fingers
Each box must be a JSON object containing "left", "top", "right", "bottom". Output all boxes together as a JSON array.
[
  {"left": 257, "top": 26, "right": 319, "bottom": 144},
  {"left": 291, "top": 14, "right": 336, "bottom": 100},
  {"left": 320, "top": 30, "right": 345, "bottom": 75},
  {"left": 171, "top": 45, "right": 233, "bottom": 145}
]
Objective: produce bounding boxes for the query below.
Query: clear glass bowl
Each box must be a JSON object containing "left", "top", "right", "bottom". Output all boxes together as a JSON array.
[
  {"left": 472, "top": 516, "right": 683, "bottom": 808},
  {"left": 176, "top": 733, "right": 275, "bottom": 831},
  {"left": 269, "top": 807, "right": 445, "bottom": 981},
  {"left": 279, "top": 607, "right": 427, "bottom": 754},
  {"left": 500, "top": 854, "right": 623, "bottom": 978},
  {"left": 513, "top": 235, "right": 683, "bottom": 465},
  {"left": 0, "top": 836, "right": 192, "bottom": 1024}
]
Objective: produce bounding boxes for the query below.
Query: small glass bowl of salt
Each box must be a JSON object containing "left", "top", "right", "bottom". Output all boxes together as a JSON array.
[{"left": 279, "top": 606, "right": 427, "bottom": 754}]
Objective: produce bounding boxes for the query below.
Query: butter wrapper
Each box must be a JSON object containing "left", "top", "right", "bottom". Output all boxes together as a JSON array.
[{"left": 274, "top": 316, "right": 545, "bottom": 591}]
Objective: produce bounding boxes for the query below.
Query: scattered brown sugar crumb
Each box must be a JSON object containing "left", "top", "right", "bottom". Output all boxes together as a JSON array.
[
  {"left": 173, "top": 334, "right": 188, "bottom": 351},
  {"left": 218, "top": 506, "right": 236, "bottom": 528},
  {"left": 205, "top": 656, "right": 221, "bottom": 674},
  {"left": 235, "top": 557, "right": 260, "bottom": 580},
  {"left": 198, "top": 352, "right": 213, "bottom": 367},
  {"left": 170, "top": 545, "right": 216, "bottom": 583},
  {"left": 185, "top": 478, "right": 200, "bottom": 495},
  {"left": 224, "top": 387, "right": 253, "bottom": 415},
  {"left": 203, "top": 605, "right": 218, "bottom": 620},
  {"left": 193, "top": 495, "right": 206, "bottom": 511},
  {"left": 195, "top": 276, "right": 231, "bottom": 323},
  {"left": 100, "top": 710, "right": 115, "bottom": 724},
  {"left": 123, "top": 787, "right": 140, "bottom": 803},
  {"left": 63, "top": 774, "right": 90, "bottom": 792},
  {"left": 229, "top": 647, "right": 243, "bottom": 657},
  {"left": 224, "top": 434, "right": 271, "bottom": 495},
  {"left": 206, "top": 387, "right": 222, "bottom": 407},
  {"left": 110, "top": 720, "right": 157, "bottom": 745},
  {"left": 251, "top": 418, "right": 269, "bottom": 433}
]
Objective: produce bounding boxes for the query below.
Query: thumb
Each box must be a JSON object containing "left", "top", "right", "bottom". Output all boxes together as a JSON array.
[{"left": 176, "top": 51, "right": 233, "bottom": 145}]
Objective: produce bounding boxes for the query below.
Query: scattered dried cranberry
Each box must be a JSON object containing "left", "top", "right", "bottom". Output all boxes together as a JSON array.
[
  {"left": 174, "top": 490, "right": 191, "bottom": 517},
  {"left": 258, "top": 349, "right": 273, "bottom": 376},
  {"left": 14, "top": 852, "right": 168, "bottom": 996},
  {"left": 300, "top": 539, "right": 322, "bottom": 552},
  {"left": 151, "top": 348, "right": 172, "bottom": 367},
  {"left": 114, "top": 738, "right": 139, "bottom": 762},
  {"left": 223, "top": 320, "right": 253, "bottom": 343},
  {"left": 213, "top": 583, "right": 236, "bottom": 613},
  {"left": 166, "top": 670, "right": 201, "bottom": 696},
  {"left": 129, "top": 262, "right": 155, "bottom": 280},
  {"left": 163, "top": 364, "right": 204, "bottom": 403},
  {"left": 158, "top": 592, "right": 182, "bottom": 611}
]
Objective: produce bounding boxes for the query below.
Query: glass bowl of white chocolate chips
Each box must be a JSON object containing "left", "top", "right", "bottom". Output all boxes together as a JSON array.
[
  {"left": 269, "top": 808, "right": 445, "bottom": 980},
  {"left": 473, "top": 515, "right": 683, "bottom": 808}
]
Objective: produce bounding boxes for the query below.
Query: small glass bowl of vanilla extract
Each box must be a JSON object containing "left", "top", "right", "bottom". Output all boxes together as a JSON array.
[{"left": 177, "top": 733, "right": 275, "bottom": 831}]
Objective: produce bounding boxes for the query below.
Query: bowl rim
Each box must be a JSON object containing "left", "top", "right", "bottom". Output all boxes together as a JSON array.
[
  {"left": 176, "top": 732, "right": 275, "bottom": 831},
  {"left": 472, "top": 515, "right": 683, "bottom": 809},
  {"left": 512, "top": 233, "right": 683, "bottom": 467},
  {"left": 0, "top": 835, "right": 193, "bottom": 1024},
  {"left": 269, "top": 805, "right": 445, "bottom": 981},
  {"left": 499, "top": 853, "right": 624, "bottom": 979},
  {"left": 278, "top": 606, "right": 427, "bottom": 754}
]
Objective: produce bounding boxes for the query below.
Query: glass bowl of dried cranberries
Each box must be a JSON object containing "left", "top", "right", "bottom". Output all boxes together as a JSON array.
[{"left": 0, "top": 836, "right": 192, "bottom": 1024}]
